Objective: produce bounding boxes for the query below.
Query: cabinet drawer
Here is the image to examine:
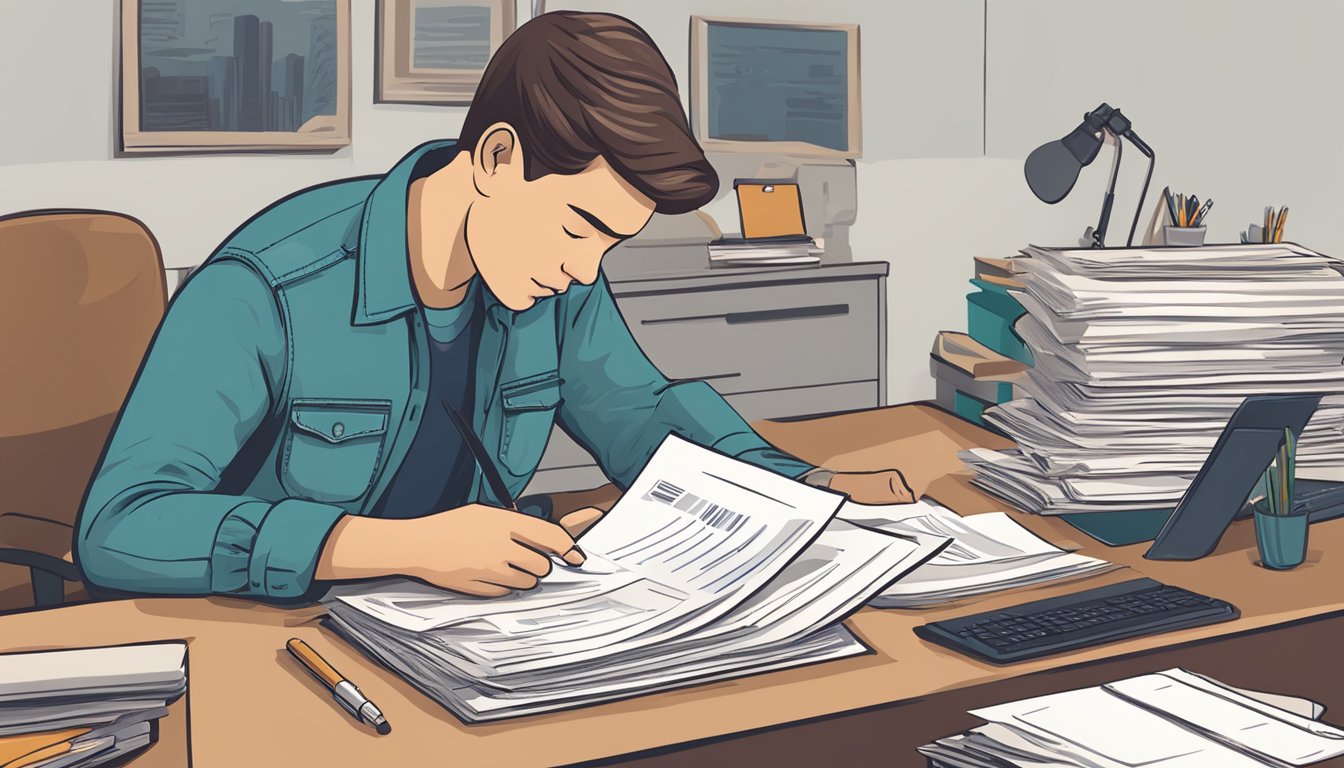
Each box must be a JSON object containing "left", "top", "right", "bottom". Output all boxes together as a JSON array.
[{"left": 614, "top": 279, "right": 878, "bottom": 394}]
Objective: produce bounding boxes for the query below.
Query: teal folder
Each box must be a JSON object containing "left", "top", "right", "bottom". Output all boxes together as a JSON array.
[
  {"left": 967, "top": 290, "right": 1033, "bottom": 365},
  {"left": 954, "top": 390, "right": 994, "bottom": 425}
]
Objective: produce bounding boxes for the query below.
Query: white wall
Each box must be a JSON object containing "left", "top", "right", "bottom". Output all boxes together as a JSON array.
[
  {"left": 3, "top": 0, "right": 1343, "bottom": 405},
  {"left": 0, "top": 0, "right": 472, "bottom": 269}
]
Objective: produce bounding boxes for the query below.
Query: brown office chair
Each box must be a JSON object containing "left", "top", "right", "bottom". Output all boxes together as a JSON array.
[{"left": 0, "top": 210, "right": 167, "bottom": 609}]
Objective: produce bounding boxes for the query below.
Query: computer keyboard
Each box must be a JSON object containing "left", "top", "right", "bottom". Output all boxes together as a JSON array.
[{"left": 914, "top": 578, "right": 1239, "bottom": 664}]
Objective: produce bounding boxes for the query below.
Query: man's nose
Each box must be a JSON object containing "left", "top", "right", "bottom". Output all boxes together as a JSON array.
[{"left": 564, "top": 251, "right": 603, "bottom": 286}]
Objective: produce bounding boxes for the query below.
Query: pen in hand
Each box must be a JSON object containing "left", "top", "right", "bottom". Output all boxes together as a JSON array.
[{"left": 287, "top": 638, "right": 391, "bottom": 735}]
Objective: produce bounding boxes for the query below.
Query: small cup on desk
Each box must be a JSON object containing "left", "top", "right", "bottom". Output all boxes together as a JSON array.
[
  {"left": 1254, "top": 507, "right": 1309, "bottom": 570},
  {"left": 1162, "top": 226, "right": 1207, "bottom": 247},
  {"left": 1251, "top": 428, "right": 1307, "bottom": 570}
]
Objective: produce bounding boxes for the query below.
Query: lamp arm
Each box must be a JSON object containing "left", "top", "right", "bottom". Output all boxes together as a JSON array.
[
  {"left": 1123, "top": 130, "right": 1157, "bottom": 247},
  {"left": 1091, "top": 129, "right": 1122, "bottom": 248}
]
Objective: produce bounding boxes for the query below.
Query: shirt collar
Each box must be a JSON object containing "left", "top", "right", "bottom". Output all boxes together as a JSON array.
[{"left": 345, "top": 139, "right": 511, "bottom": 326}]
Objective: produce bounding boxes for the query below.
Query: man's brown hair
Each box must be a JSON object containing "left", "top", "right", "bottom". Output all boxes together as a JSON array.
[{"left": 458, "top": 11, "right": 717, "bottom": 215}]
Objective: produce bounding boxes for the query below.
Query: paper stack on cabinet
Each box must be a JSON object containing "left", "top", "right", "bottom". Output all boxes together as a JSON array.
[
  {"left": 962, "top": 243, "right": 1344, "bottom": 515},
  {"left": 323, "top": 435, "right": 950, "bottom": 723},
  {"left": 707, "top": 235, "right": 822, "bottom": 266},
  {"left": 0, "top": 642, "right": 187, "bottom": 768},
  {"left": 838, "top": 499, "right": 1115, "bottom": 607},
  {"left": 920, "top": 667, "right": 1344, "bottom": 767}
]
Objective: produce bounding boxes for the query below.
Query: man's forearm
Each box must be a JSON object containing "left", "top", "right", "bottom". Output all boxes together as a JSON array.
[{"left": 315, "top": 515, "right": 400, "bottom": 581}]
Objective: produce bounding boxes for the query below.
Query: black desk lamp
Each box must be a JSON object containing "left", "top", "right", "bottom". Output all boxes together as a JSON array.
[{"left": 1024, "top": 103, "right": 1155, "bottom": 248}]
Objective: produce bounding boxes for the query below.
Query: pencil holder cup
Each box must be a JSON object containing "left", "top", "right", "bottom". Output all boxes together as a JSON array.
[
  {"left": 1254, "top": 508, "right": 1308, "bottom": 570},
  {"left": 1250, "top": 435, "right": 1307, "bottom": 570},
  {"left": 1162, "top": 226, "right": 1207, "bottom": 247}
]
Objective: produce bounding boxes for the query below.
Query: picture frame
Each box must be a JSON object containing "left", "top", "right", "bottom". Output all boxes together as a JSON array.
[
  {"left": 119, "top": 0, "right": 351, "bottom": 154},
  {"left": 376, "top": 0, "right": 517, "bottom": 105}
]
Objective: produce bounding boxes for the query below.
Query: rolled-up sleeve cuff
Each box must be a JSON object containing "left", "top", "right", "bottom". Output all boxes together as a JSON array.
[
  {"left": 709, "top": 431, "right": 814, "bottom": 479},
  {"left": 211, "top": 498, "right": 345, "bottom": 599}
]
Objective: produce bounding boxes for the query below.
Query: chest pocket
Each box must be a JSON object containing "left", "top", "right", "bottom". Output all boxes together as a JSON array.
[
  {"left": 281, "top": 399, "right": 391, "bottom": 504},
  {"left": 498, "top": 372, "right": 562, "bottom": 476}
]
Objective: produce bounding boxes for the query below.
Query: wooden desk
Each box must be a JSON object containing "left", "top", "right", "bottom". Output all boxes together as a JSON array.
[{"left": 3, "top": 405, "right": 1342, "bottom": 767}]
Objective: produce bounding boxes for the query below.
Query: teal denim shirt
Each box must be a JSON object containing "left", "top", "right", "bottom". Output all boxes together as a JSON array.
[{"left": 75, "top": 140, "right": 813, "bottom": 602}]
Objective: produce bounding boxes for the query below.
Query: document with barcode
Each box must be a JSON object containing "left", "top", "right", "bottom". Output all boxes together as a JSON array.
[{"left": 324, "top": 434, "right": 950, "bottom": 721}]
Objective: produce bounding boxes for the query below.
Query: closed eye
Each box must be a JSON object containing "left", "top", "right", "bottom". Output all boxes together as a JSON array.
[{"left": 562, "top": 226, "right": 584, "bottom": 240}]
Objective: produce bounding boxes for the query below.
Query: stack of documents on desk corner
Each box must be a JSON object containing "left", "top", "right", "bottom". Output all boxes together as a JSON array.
[
  {"left": 838, "top": 498, "right": 1115, "bottom": 607},
  {"left": 920, "top": 667, "right": 1344, "bottom": 767},
  {"left": 707, "top": 234, "right": 822, "bottom": 266},
  {"left": 0, "top": 642, "right": 186, "bottom": 768},
  {"left": 962, "top": 243, "right": 1344, "bottom": 515},
  {"left": 322, "top": 435, "right": 950, "bottom": 722}
]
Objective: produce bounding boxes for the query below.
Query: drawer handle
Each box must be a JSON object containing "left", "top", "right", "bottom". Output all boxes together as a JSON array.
[
  {"left": 725, "top": 303, "right": 849, "bottom": 325},
  {"left": 641, "top": 303, "right": 850, "bottom": 327}
]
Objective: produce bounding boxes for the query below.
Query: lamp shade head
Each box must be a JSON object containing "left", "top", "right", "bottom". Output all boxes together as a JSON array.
[
  {"left": 1024, "top": 124, "right": 1106, "bottom": 204},
  {"left": 1025, "top": 141, "right": 1083, "bottom": 204}
]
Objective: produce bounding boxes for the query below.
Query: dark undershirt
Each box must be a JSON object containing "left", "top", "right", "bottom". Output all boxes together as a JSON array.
[{"left": 370, "top": 146, "right": 482, "bottom": 519}]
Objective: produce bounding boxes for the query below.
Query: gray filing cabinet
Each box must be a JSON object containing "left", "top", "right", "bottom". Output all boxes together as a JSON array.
[{"left": 522, "top": 261, "right": 889, "bottom": 494}]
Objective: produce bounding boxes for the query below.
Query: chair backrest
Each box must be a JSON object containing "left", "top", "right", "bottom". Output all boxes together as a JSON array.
[{"left": 0, "top": 210, "right": 167, "bottom": 545}]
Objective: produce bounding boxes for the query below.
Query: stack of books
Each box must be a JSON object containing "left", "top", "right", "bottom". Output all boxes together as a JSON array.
[
  {"left": 0, "top": 643, "right": 187, "bottom": 768},
  {"left": 966, "top": 255, "right": 1033, "bottom": 368},
  {"left": 920, "top": 667, "right": 1344, "bottom": 767},
  {"left": 930, "top": 331, "right": 1028, "bottom": 425},
  {"left": 931, "top": 255, "right": 1033, "bottom": 425},
  {"left": 962, "top": 243, "right": 1344, "bottom": 515},
  {"left": 707, "top": 235, "right": 822, "bottom": 267}
]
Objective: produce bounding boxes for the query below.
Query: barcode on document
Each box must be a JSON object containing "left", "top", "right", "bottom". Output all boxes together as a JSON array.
[{"left": 643, "top": 479, "right": 747, "bottom": 534}]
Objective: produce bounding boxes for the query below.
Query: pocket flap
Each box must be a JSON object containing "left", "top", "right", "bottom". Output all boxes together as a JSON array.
[
  {"left": 289, "top": 400, "right": 390, "bottom": 443},
  {"left": 501, "top": 373, "right": 563, "bottom": 411}
]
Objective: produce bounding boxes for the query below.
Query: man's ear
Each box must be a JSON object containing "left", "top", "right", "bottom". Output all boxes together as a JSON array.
[{"left": 473, "top": 122, "right": 522, "bottom": 196}]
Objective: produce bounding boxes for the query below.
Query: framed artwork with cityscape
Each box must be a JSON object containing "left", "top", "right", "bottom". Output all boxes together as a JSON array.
[
  {"left": 120, "top": 0, "right": 351, "bottom": 154},
  {"left": 376, "top": 0, "right": 516, "bottom": 105}
]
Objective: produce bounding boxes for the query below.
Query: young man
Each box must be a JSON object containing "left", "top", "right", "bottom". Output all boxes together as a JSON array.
[{"left": 76, "top": 12, "right": 913, "bottom": 602}]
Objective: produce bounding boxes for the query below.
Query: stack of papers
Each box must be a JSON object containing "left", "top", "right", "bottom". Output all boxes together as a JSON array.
[
  {"left": 920, "top": 667, "right": 1344, "bottom": 767},
  {"left": 707, "top": 235, "right": 822, "bottom": 266},
  {"left": 323, "top": 435, "right": 949, "bottom": 722},
  {"left": 838, "top": 499, "right": 1115, "bottom": 607},
  {"left": 963, "top": 244, "right": 1344, "bottom": 514},
  {"left": 0, "top": 643, "right": 186, "bottom": 768}
]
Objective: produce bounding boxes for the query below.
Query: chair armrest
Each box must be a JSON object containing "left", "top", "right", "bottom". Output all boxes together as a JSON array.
[{"left": 0, "top": 513, "right": 79, "bottom": 582}]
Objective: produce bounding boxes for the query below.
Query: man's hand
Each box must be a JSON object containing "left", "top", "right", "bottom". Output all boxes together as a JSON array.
[
  {"left": 826, "top": 469, "right": 915, "bottom": 505},
  {"left": 317, "top": 504, "right": 585, "bottom": 597},
  {"left": 556, "top": 507, "right": 604, "bottom": 538}
]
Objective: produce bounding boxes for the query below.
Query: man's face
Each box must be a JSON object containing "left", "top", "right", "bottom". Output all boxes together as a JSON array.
[{"left": 467, "top": 154, "right": 656, "bottom": 311}]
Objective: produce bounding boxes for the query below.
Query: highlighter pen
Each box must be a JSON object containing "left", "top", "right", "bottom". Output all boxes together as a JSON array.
[{"left": 287, "top": 638, "right": 391, "bottom": 735}]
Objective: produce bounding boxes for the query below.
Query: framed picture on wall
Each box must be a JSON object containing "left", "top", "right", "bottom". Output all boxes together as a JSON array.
[
  {"left": 376, "top": 0, "right": 517, "bottom": 105},
  {"left": 119, "top": 0, "right": 351, "bottom": 154}
]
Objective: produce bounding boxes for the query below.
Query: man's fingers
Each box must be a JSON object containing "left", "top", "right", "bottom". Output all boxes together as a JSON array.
[
  {"left": 487, "top": 566, "right": 541, "bottom": 591},
  {"left": 888, "top": 469, "right": 915, "bottom": 502},
  {"left": 507, "top": 547, "right": 553, "bottom": 578},
  {"left": 510, "top": 517, "right": 584, "bottom": 564},
  {"left": 558, "top": 507, "right": 604, "bottom": 538},
  {"left": 455, "top": 581, "right": 511, "bottom": 598}
]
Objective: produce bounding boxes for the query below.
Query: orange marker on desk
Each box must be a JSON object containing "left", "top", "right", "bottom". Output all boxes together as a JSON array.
[{"left": 286, "top": 638, "right": 391, "bottom": 735}]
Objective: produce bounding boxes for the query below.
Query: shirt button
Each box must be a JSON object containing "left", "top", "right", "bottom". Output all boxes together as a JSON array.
[{"left": 332, "top": 422, "right": 345, "bottom": 438}]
